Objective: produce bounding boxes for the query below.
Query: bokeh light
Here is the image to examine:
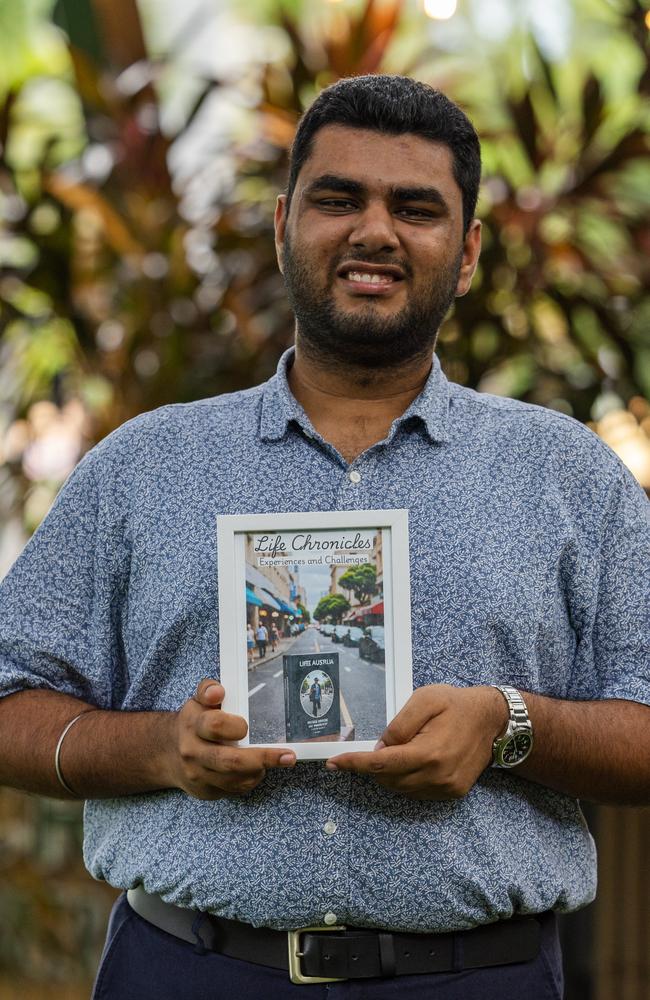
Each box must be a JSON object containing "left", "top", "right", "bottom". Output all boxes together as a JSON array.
[{"left": 423, "top": 0, "right": 458, "bottom": 20}]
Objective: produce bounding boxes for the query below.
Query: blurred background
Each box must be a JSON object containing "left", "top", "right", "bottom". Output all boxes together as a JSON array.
[{"left": 0, "top": 0, "right": 648, "bottom": 996}]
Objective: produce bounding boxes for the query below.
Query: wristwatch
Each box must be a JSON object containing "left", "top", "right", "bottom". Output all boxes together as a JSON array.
[{"left": 491, "top": 686, "right": 534, "bottom": 768}]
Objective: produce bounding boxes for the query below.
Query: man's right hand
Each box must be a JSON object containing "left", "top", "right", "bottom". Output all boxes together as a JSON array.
[{"left": 169, "top": 679, "right": 297, "bottom": 800}]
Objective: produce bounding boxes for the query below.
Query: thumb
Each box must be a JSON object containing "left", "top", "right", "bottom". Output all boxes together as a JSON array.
[{"left": 195, "top": 678, "right": 225, "bottom": 707}]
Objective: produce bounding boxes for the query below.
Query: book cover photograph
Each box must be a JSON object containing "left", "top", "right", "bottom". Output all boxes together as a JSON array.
[
  {"left": 245, "top": 526, "right": 386, "bottom": 745},
  {"left": 283, "top": 653, "right": 341, "bottom": 742},
  {"left": 217, "top": 510, "right": 412, "bottom": 759}
]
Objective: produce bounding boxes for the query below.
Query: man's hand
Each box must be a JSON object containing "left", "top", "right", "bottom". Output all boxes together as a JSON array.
[
  {"left": 325, "top": 684, "right": 508, "bottom": 800},
  {"left": 169, "top": 679, "right": 296, "bottom": 800}
]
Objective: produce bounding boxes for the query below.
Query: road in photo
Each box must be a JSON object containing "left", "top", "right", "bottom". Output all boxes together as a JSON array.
[{"left": 248, "top": 627, "right": 386, "bottom": 744}]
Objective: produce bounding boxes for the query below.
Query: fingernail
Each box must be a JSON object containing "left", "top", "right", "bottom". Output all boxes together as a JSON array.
[
  {"left": 374, "top": 740, "right": 386, "bottom": 751},
  {"left": 205, "top": 684, "right": 221, "bottom": 695},
  {"left": 279, "top": 754, "right": 295, "bottom": 765},
  {"left": 325, "top": 760, "right": 338, "bottom": 770}
]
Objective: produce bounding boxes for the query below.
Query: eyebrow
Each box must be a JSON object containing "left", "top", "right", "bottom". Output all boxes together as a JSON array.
[
  {"left": 305, "top": 175, "right": 365, "bottom": 197},
  {"left": 392, "top": 186, "right": 448, "bottom": 210},
  {"left": 304, "top": 174, "right": 449, "bottom": 211}
]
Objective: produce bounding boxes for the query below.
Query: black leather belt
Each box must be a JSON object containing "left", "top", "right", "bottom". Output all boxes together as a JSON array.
[{"left": 126, "top": 886, "right": 544, "bottom": 985}]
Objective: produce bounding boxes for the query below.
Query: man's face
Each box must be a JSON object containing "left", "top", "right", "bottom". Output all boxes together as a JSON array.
[{"left": 274, "top": 125, "right": 481, "bottom": 370}]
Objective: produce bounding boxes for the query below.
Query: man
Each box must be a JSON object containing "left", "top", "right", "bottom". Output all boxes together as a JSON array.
[
  {"left": 256, "top": 622, "right": 269, "bottom": 659},
  {"left": 0, "top": 75, "right": 648, "bottom": 999},
  {"left": 309, "top": 677, "right": 322, "bottom": 718}
]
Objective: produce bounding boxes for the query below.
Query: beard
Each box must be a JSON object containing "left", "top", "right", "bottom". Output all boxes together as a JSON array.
[{"left": 281, "top": 233, "right": 463, "bottom": 371}]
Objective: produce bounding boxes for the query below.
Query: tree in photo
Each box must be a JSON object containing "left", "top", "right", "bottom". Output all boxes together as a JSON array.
[
  {"left": 338, "top": 564, "right": 377, "bottom": 606},
  {"left": 314, "top": 593, "right": 350, "bottom": 624}
]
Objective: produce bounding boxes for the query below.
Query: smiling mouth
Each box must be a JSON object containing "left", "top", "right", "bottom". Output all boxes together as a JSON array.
[
  {"left": 337, "top": 265, "right": 405, "bottom": 295},
  {"left": 345, "top": 271, "right": 395, "bottom": 285}
]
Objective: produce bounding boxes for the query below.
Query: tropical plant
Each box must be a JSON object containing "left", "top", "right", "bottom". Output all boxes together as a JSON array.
[{"left": 2, "top": 0, "right": 649, "bottom": 554}]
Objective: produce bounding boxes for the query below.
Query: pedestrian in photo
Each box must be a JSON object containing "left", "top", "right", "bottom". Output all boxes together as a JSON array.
[
  {"left": 256, "top": 622, "right": 268, "bottom": 659},
  {"left": 270, "top": 623, "right": 279, "bottom": 652},
  {"left": 0, "top": 74, "right": 648, "bottom": 1000},
  {"left": 246, "top": 623, "right": 255, "bottom": 670},
  {"left": 309, "top": 677, "right": 322, "bottom": 718}
]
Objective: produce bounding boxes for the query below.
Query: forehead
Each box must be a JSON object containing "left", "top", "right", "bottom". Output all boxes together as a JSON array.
[{"left": 296, "top": 124, "right": 460, "bottom": 198}]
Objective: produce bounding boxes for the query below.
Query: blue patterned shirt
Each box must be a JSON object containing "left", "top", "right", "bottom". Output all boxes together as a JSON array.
[{"left": 1, "top": 349, "right": 649, "bottom": 931}]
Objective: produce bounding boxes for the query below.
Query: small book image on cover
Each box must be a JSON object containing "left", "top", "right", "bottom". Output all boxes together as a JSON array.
[{"left": 283, "top": 653, "right": 342, "bottom": 742}]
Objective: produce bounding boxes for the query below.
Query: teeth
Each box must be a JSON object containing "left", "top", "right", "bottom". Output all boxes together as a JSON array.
[{"left": 346, "top": 271, "right": 394, "bottom": 284}]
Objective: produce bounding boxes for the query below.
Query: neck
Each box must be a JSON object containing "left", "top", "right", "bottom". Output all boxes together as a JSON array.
[{"left": 287, "top": 338, "right": 434, "bottom": 463}]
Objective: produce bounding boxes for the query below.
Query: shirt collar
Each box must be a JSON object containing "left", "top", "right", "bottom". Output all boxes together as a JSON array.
[{"left": 260, "top": 347, "right": 450, "bottom": 444}]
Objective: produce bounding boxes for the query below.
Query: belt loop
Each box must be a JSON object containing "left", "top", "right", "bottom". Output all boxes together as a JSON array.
[
  {"left": 378, "top": 933, "right": 397, "bottom": 977},
  {"left": 451, "top": 931, "right": 464, "bottom": 973},
  {"left": 191, "top": 912, "right": 209, "bottom": 955}
]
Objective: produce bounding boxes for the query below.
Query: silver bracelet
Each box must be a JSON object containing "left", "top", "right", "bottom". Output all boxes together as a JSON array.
[{"left": 54, "top": 712, "right": 91, "bottom": 796}]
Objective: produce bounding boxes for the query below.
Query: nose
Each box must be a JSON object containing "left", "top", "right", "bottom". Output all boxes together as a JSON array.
[{"left": 347, "top": 202, "right": 400, "bottom": 254}]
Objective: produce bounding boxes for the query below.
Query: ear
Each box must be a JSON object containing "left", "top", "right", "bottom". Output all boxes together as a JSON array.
[
  {"left": 274, "top": 195, "right": 288, "bottom": 275},
  {"left": 455, "top": 219, "right": 482, "bottom": 297}
]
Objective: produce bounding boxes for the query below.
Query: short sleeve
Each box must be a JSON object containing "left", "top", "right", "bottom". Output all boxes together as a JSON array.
[
  {"left": 568, "top": 464, "right": 650, "bottom": 703},
  {"left": 0, "top": 446, "right": 131, "bottom": 708}
]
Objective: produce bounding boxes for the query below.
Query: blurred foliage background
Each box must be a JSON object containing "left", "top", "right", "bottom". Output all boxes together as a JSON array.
[{"left": 0, "top": 0, "right": 649, "bottom": 995}]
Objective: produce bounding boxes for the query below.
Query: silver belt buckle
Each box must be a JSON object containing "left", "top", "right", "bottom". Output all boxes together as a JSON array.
[{"left": 287, "top": 925, "right": 347, "bottom": 984}]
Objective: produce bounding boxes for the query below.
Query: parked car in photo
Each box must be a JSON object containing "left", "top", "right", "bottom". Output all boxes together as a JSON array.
[
  {"left": 321, "top": 623, "right": 334, "bottom": 636},
  {"left": 342, "top": 626, "right": 365, "bottom": 647},
  {"left": 359, "top": 626, "right": 385, "bottom": 663},
  {"left": 332, "top": 625, "right": 349, "bottom": 643}
]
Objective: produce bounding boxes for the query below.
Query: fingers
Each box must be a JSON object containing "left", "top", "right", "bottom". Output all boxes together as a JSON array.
[
  {"left": 204, "top": 745, "right": 296, "bottom": 774},
  {"left": 326, "top": 745, "right": 421, "bottom": 776},
  {"left": 194, "top": 746, "right": 296, "bottom": 800},
  {"left": 379, "top": 686, "right": 450, "bottom": 747},
  {"left": 195, "top": 709, "right": 248, "bottom": 743},
  {"left": 325, "top": 746, "right": 469, "bottom": 799},
  {"left": 263, "top": 747, "right": 297, "bottom": 768},
  {"left": 195, "top": 678, "right": 225, "bottom": 707},
  {"left": 191, "top": 680, "right": 296, "bottom": 764},
  {"left": 175, "top": 679, "right": 297, "bottom": 799},
  {"left": 177, "top": 739, "right": 296, "bottom": 801},
  {"left": 190, "top": 702, "right": 296, "bottom": 765}
]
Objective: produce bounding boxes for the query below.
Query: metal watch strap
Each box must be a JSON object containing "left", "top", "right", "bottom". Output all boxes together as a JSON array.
[
  {"left": 491, "top": 685, "right": 533, "bottom": 768},
  {"left": 495, "top": 685, "right": 530, "bottom": 727}
]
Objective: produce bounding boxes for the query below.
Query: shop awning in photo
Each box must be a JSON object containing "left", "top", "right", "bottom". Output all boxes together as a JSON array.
[
  {"left": 261, "top": 589, "right": 283, "bottom": 611},
  {"left": 245, "top": 587, "right": 263, "bottom": 607}
]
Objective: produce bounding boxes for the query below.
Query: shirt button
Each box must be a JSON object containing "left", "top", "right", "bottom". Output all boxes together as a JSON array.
[
  {"left": 324, "top": 911, "right": 338, "bottom": 926},
  {"left": 323, "top": 820, "right": 337, "bottom": 836},
  {"left": 349, "top": 470, "right": 361, "bottom": 484}
]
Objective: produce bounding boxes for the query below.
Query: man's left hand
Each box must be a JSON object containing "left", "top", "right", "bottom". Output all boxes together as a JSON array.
[{"left": 325, "top": 684, "right": 509, "bottom": 800}]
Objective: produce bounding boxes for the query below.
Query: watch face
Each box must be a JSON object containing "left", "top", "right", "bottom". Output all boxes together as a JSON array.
[{"left": 502, "top": 732, "right": 532, "bottom": 765}]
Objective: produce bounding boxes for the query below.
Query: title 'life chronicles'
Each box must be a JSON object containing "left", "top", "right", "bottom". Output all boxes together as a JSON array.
[{"left": 254, "top": 532, "right": 372, "bottom": 559}]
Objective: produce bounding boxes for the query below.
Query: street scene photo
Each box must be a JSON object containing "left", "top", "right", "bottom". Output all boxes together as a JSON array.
[{"left": 243, "top": 526, "right": 388, "bottom": 745}]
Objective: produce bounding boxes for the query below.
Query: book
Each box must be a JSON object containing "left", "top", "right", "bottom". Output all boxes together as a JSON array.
[{"left": 283, "top": 652, "right": 341, "bottom": 742}]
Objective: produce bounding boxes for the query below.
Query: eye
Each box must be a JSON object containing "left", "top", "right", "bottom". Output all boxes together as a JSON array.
[
  {"left": 396, "top": 207, "right": 435, "bottom": 220},
  {"left": 318, "top": 199, "right": 357, "bottom": 211}
]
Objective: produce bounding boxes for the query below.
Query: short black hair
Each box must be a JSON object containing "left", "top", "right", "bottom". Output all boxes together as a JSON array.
[{"left": 286, "top": 74, "right": 481, "bottom": 234}]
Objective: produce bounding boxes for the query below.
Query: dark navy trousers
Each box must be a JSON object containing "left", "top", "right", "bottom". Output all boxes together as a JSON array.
[{"left": 91, "top": 894, "right": 564, "bottom": 1000}]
